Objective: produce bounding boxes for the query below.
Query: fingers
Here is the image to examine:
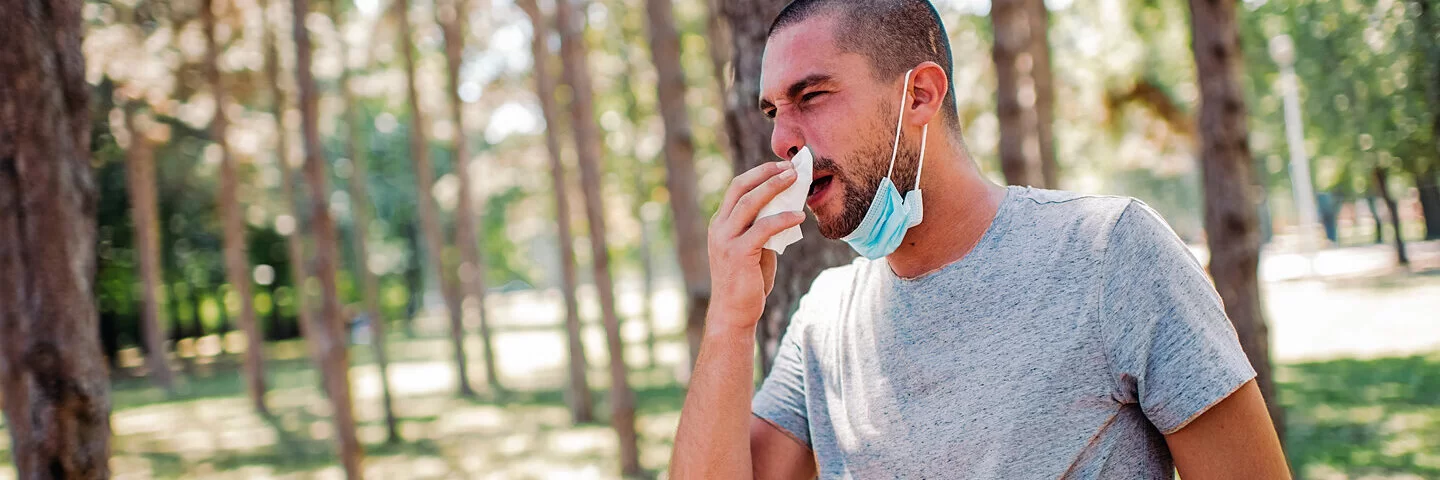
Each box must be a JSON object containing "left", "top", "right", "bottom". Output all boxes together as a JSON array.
[
  {"left": 723, "top": 168, "right": 798, "bottom": 237},
  {"left": 719, "top": 161, "right": 793, "bottom": 220},
  {"left": 737, "top": 211, "right": 806, "bottom": 252}
]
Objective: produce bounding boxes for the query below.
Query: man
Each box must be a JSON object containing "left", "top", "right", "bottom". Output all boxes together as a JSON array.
[{"left": 669, "top": 0, "right": 1291, "bottom": 478}]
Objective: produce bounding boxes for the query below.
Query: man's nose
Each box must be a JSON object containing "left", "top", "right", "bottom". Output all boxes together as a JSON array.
[{"left": 770, "top": 118, "right": 803, "bottom": 161}]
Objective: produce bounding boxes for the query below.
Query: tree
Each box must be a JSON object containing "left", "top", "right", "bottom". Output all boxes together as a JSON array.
[
  {"left": 260, "top": 0, "right": 318, "bottom": 400},
  {"left": 1418, "top": 0, "right": 1440, "bottom": 240},
  {"left": 437, "top": 0, "right": 502, "bottom": 392},
  {"left": 202, "top": 0, "right": 269, "bottom": 415},
  {"left": 718, "top": 0, "right": 856, "bottom": 376},
  {"left": 394, "top": 0, "right": 476, "bottom": 398},
  {"left": 1187, "top": 0, "right": 1284, "bottom": 443},
  {"left": 122, "top": 104, "right": 176, "bottom": 393},
  {"left": 991, "top": 0, "right": 1057, "bottom": 188},
  {"left": 0, "top": 0, "right": 113, "bottom": 475},
  {"left": 292, "top": 0, "right": 364, "bottom": 473},
  {"left": 518, "top": 0, "right": 594, "bottom": 425},
  {"left": 1373, "top": 165, "right": 1410, "bottom": 265},
  {"left": 645, "top": 0, "right": 714, "bottom": 372},
  {"left": 331, "top": 0, "right": 401, "bottom": 444},
  {"left": 554, "top": 0, "right": 641, "bottom": 474}
]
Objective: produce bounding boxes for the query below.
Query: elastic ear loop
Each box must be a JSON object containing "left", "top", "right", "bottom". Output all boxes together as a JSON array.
[
  {"left": 885, "top": 69, "right": 929, "bottom": 191},
  {"left": 885, "top": 69, "right": 914, "bottom": 179}
]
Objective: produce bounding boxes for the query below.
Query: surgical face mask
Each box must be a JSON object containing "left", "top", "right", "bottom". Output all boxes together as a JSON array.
[{"left": 840, "top": 69, "right": 929, "bottom": 259}]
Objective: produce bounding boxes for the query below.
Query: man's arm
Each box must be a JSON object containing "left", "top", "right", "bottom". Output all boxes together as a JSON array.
[
  {"left": 1165, "top": 380, "right": 1291, "bottom": 479},
  {"left": 668, "top": 160, "right": 810, "bottom": 479}
]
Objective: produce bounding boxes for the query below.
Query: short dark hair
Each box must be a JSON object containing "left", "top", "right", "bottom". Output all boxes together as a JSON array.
[{"left": 769, "top": 0, "right": 959, "bottom": 131}]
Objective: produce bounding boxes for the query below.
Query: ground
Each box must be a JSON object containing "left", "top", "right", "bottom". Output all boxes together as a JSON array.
[{"left": 1, "top": 241, "right": 1437, "bottom": 479}]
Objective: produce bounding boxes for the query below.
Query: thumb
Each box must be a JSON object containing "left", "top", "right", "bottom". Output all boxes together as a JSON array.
[{"left": 761, "top": 249, "right": 778, "bottom": 297}]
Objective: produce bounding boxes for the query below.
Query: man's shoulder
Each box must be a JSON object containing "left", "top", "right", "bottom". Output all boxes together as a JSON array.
[{"left": 1005, "top": 187, "right": 1147, "bottom": 250}]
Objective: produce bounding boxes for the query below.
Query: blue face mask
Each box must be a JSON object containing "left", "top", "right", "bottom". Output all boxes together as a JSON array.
[{"left": 840, "top": 69, "right": 929, "bottom": 259}]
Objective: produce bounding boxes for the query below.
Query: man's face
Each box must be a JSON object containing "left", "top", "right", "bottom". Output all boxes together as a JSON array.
[{"left": 760, "top": 16, "right": 922, "bottom": 239}]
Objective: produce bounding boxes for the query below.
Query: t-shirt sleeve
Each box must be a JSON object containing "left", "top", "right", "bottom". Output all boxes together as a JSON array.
[
  {"left": 1101, "top": 200, "right": 1257, "bottom": 435},
  {"left": 752, "top": 296, "right": 814, "bottom": 448}
]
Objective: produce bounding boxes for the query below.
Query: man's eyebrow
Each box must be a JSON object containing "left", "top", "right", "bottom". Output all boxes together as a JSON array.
[{"left": 758, "top": 74, "right": 835, "bottom": 111}]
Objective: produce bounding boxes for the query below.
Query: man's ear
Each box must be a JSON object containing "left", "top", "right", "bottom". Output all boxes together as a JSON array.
[{"left": 906, "top": 61, "right": 949, "bottom": 127}]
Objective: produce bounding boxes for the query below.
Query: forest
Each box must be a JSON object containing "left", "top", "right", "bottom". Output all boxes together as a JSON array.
[{"left": 1, "top": 0, "right": 1438, "bottom": 477}]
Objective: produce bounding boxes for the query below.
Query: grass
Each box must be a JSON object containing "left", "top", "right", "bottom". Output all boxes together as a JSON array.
[{"left": 1280, "top": 354, "right": 1440, "bottom": 479}]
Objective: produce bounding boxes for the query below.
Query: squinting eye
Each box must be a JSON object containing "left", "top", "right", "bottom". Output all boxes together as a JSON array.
[{"left": 801, "top": 91, "right": 827, "bottom": 103}]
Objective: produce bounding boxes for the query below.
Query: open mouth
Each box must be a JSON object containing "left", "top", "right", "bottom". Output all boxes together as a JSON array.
[{"left": 807, "top": 173, "right": 835, "bottom": 206}]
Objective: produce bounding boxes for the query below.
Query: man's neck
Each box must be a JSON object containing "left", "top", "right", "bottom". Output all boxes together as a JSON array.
[{"left": 885, "top": 139, "right": 1008, "bottom": 279}]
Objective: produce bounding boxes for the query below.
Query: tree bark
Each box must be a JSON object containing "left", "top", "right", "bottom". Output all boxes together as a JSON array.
[
  {"left": 1373, "top": 166, "right": 1410, "bottom": 265},
  {"left": 330, "top": 0, "right": 400, "bottom": 444},
  {"left": 261, "top": 0, "right": 317, "bottom": 386},
  {"left": 394, "top": 0, "right": 475, "bottom": 398},
  {"left": 554, "top": 0, "right": 642, "bottom": 474},
  {"left": 518, "top": 0, "right": 594, "bottom": 425},
  {"left": 1028, "top": 0, "right": 1058, "bottom": 189},
  {"left": 0, "top": 0, "right": 113, "bottom": 474},
  {"left": 1417, "top": 0, "right": 1440, "bottom": 241},
  {"left": 203, "top": 0, "right": 269, "bottom": 415},
  {"left": 719, "top": 0, "right": 856, "bottom": 376},
  {"left": 991, "top": 0, "right": 1047, "bottom": 188},
  {"left": 1419, "top": 171, "right": 1440, "bottom": 241},
  {"left": 437, "top": 0, "right": 502, "bottom": 392},
  {"left": 645, "top": 0, "right": 713, "bottom": 374},
  {"left": 122, "top": 104, "right": 175, "bottom": 393},
  {"left": 1187, "top": 0, "right": 1284, "bottom": 445},
  {"left": 292, "top": 0, "right": 365, "bottom": 474}
]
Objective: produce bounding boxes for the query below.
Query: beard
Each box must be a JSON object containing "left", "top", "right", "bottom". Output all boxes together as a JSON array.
[{"left": 814, "top": 117, "right": 925, "bottom": 239}]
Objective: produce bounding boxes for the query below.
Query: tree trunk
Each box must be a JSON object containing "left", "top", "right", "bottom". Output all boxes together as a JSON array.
[
  {"left": 1187, "top": 0, "right": 1284, "bottom": 445},
  {"left": 260, "top": 0, "right": 317, "bottom": 385},
  {"left": 203, "top": 0, "right": 269, "bottom": 415},
  {"left": 991, "top": 0, "right": 1047, "bottom": 188},
  {"left": 719, "top": 0, "right": 856, "bottom": 376},
  {"left": 331, "top": 0, "right": 400, "bottom": 444},
  {"left": 122, "top": 104, "right": 175, "bottom": 393},
  {"left": 292, "top": 0, "right": 365, "bottom": 474},
  {"left": 0, "top": 0, "right": 113, "bottom": 474},
  {"left": 554, "top": 0, "right": 641, "bottom": 474},
  {"left": 645, "top": 0, "right": 713, "bottom": 374},
  {"left": 438, "top": 0, "right": 502, "bottom": 392},
  {"left": 1373, "top": 166, "right": 1410, "bottom": 265},
  {"left": 1419, "top": 171, "right": 1440, "bottom": 241},
  {"left": 518, "top": 0, "right": 594, "bottom": 425},
  {"left": 394, "top": 0, "right": 475, "bottom": 398},
  {"left": 1028, "top": 0, "right": 1058, "bottom": 189},
  {"left": 1417, "top": 0, "right": 1440, "bottom": 241},
  {"left": 1368, "top": 196, "right": 1385, "bottom": 244}
]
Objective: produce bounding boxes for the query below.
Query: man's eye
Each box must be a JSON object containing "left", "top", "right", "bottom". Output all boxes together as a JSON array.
[{"left": 801, "top": 91, "right": 827, "bottom": 103}]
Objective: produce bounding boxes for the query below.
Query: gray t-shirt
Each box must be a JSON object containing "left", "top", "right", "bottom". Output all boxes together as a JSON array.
[{"left": 753, "top": 186, "right": 1256, "bottom": 479}]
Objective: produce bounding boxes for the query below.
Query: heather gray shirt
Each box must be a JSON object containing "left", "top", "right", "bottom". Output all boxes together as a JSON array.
[{"left": 753, "top": 186, "right": 1256, "bottom": 479}]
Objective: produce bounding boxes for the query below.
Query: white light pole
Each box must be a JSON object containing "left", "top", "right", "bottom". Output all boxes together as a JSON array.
[{"left": 1269, "top": 34, "right": 1321, "bottom": 275}]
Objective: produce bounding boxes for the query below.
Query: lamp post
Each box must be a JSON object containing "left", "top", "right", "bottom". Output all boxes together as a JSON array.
[{"left": 1269, "top": 34, "right": 1321, "bottom": 275}]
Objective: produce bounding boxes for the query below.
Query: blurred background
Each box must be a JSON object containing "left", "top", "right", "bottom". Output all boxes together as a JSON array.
[{"left": 2, "top": 0, "right": 1438, "bottom": 477}]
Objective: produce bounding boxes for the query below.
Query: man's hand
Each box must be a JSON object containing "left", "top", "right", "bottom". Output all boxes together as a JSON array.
[
  {"left": 670, "top": 160, "right": 808, "bottom": 480},
  {"left": 707, "top": 160, "right": 806, "bottom": 326}
]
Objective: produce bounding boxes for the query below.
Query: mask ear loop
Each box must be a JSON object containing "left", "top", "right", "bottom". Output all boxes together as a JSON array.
[
  {"left": 885, "top": 69, "right": 915, "bottom": 179},
  {"left": 914, "top": 123, "right": 928, "bottom": 191}
]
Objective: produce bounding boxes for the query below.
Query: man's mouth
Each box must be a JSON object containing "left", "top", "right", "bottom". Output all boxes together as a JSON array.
[{"left": 806, "top": 173, "right": 835, "bottom": 208}]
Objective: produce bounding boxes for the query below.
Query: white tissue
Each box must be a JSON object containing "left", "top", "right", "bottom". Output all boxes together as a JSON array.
[{"left": 758, "top": 146, "right": 814, "bottom": 254}]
